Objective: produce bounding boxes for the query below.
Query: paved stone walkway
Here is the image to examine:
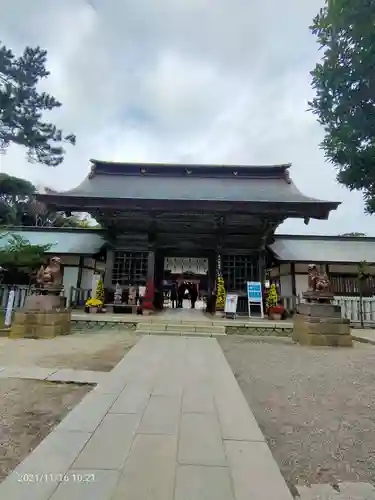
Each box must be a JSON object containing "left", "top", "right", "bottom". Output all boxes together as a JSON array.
[
  {"left": 352, "top": 328, "right": 375, "bottom": 345},
  {"left": 159, "top": 305, "right": 211, "bottom": 321},
  {"left": 0, "top": 335, "right": 293, "bottom": 500},
  {"left": 0, "top": 365, "right": 107, "bottom": 384}
]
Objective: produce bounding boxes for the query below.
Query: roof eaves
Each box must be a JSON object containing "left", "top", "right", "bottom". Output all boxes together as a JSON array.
[{"left": 275, "top": 234, "right": 375, "bottom": 242}]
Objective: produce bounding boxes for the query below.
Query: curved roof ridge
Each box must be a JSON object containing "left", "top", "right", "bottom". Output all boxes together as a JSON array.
[{"left": 89, "top": 159, "right": 292, "bottom": 170}]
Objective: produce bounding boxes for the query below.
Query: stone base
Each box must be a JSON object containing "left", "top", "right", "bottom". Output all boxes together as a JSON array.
[
  {"left": 302, "top": 291, "right": 335, "bottom": 303},
  {"left": 10, "top": 310, "right": 71, "bottom": 339},
  {"left": 293, "top": 303, "right": 352, "bottom": 347},
  {"left": 23, "top": 294, "right": 65, "bottom": 312},
  {"left": 0, "top": 328, "right": 10, "bottom": 337}
]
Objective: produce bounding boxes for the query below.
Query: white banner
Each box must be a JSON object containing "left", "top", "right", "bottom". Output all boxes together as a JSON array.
[
  {"left": 224, "top": 294, "right": 238, "bottom": 315},
  {"left": 164, "top": 257, "right": 208, "bottom": 275},
  {"left": 5, "top": 289, "right": 15, "bottom": 327},
  {"left": 91, "top": 274, "right": 101, "bottom": 297}
]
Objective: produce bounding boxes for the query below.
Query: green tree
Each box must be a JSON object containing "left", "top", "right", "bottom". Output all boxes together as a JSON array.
[
  {"left": 95, "top": 278, "right": 104, "bottom": 302},
  {"left": 0, "top": 173, "right": 92, "bottom": 227},
  {"left": 266, "top": 284, "right": 278, "bottom": 310},
  {"left": 0, "top": 42, "right": 75, "bottom": 166},
  {"left": 216, "top": 276, "right": 225, "bottom": 310},
  {"left": 309, "top": 0, "right": 375, "bottom": 213},
  {"left": 0, "top": 232, "right": 51, "bottom": 283},
  {"left": 0, "top": 173, "right": 35, "bottom": 225}
]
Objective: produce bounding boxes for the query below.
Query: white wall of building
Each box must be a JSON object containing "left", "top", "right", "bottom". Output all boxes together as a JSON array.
[
  {"left": 295, "top": 274, "right": 308, "bottom": 296},
  {"left": 62, "top": 266, "right": 79, "bottom": 297},
  {"left": 81, "top": 268, "right": 94, "bottom": 290},
  {"left": 61, "top": 255, "right": 80, "bottom": 266},
  {"left": 279, "top": 274, "right": 293, "bottom": 296}
]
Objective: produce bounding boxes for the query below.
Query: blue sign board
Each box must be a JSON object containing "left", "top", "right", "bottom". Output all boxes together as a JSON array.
[{"left": 247, "top": 281, "right": 262, "bottom": 303}]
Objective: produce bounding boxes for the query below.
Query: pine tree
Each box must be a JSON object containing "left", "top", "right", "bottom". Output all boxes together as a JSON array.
[
  {"left": 0, "top": 41, "right": 76, "bottom": 166},
  {"left": 216, "top": 275, "right": 226, "bottom": 310},
  {"left": 309, "top": 0, "right": 375, "bottom": 212},
  {"left": 266, "top": 284, "right": 278, "bottom": 310},
  {"left": 95, "top": 278, "right": 104, "bottom": 303}
]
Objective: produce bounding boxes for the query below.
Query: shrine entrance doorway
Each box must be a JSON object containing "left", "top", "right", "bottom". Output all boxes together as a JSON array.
[{"left": 162, "top": 256, "right": 210, "bottom": 310}]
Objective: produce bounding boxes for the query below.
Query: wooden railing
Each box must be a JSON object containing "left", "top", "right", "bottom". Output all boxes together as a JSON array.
[
  {"left": 333, "top": 295, "right": 375, "bottom": 325},
  {"left": 0, "top": 285, "right": 374, "bottom": 326},
  {"left": 0, "top": 285, "right": 30, "bottom": 312},
  {"left": 68, "top": 287, "right": 92, "bottom": 308},
  {"left": 330, "top": 275, "right": 375, "bottom": 296}
]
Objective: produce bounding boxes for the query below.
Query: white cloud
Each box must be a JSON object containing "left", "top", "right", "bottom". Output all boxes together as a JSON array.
[{"left": 0, "top": 0, "right": 373, "bottom": 235}]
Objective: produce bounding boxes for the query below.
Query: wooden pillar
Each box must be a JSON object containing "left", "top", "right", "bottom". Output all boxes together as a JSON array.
[
  {"left": 325, "top": 264, "right": 330, "bottom": 276},
  {"left": 208, "top": 251, "right": 216, "bottom": 295},
  {"left": 76, "top": 256, "right": 84, "bottom": 289},
  {"left": 257, "top": 250, "right": 266, "bottom": 283},
  {"left": 104, "top": 249, "right": 114, "bottom": 288},
  {"left": 215, "top": 245, "right": 223, "bottom": 290},
  {"left": 143, "top": 246, "right": 155, "bottom": 310},
  {"left": 291, "top": 262, "right": 297, "bottom": 296}
]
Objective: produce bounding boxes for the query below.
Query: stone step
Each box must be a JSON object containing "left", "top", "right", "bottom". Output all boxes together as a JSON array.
[
  {"left": 135, "top": 328, "right": 226, "bottom": 337},
  {"left": 135, "top": 323, "right": 226, "bottom": 335},
  {"left": 139, "top": 320, "right": 216, "bottom": 326}
]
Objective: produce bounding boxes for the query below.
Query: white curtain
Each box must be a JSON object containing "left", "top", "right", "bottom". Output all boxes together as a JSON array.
[{"left": 164, "top": 257, "right": 208, "bottom": 275}]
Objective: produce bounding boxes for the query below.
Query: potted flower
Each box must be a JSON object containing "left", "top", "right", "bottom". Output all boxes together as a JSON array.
[
  {"left": 85, "top": 298, "right": 103, "bottom": 313},
  {"left": 268, "top": 304, "right": 286, "bottom": 320},
  {"left": 266, "top": 284, "right": 285, "bottom": 320}
]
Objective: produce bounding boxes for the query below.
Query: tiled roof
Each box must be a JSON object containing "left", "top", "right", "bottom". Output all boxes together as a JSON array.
[
  {"left": 271, "top": 235, "right": 375, "bottom": 263},
  {"left": 0, "top": 229, "right": 105, "bottom": 255}
]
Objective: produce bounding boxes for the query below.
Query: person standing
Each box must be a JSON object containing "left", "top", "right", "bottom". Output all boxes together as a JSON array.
[
  {"left": 170, "top": 282, "right": 178, "bottom": 308},
  {"left": 190, "top": 284, "right": 198, "bottom": 309},
  {"left": 177, "top": 284, "right": 184, "bottom": 308}
]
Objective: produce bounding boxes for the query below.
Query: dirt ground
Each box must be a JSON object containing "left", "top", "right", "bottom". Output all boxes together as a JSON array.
[
  {"left": 0, "top": 379, "right": 91, "bottom": 482},
  {"left": 0, "top": 330, "right": 140, "bottom": 372},
  {"left": 218, "top": 336, "right": 375, "bottom": 490}
]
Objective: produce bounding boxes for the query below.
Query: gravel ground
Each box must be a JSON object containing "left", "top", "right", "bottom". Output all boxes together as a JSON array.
[
  {"left": 0, "top": 379, "right": 91, "bottom": 482},
  {"left": 0, "top": 331, "right": 140, "bottom": 371},
  {"left": 218, "top": 336, "right": 375, "bottom": 489}
]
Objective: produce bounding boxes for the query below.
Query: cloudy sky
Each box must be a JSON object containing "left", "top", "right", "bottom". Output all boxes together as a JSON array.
[{"left": 0, "top": 0, "right": 373, "bottom": 235}]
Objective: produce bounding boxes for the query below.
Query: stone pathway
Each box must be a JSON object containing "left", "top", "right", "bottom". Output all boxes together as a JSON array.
[
  {"left": 0, "top": 365, "right": 107, "bottom": 384},
  {"left": 352, "top": 328, "right": 375, "bottom": 345},
  {"left": 0, "top": 335, "right": 293, "bottom": 500},
  {"left": 159, "top": 305, "right": 211, "bottom": 321},
  {"left": 296, "top": 482, "right": 375, "bottom": 499}
]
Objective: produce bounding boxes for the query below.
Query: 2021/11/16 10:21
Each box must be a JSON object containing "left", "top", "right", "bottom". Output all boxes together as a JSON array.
[{"left": 16, "top": 473, "right": 96, "bottom": 483}]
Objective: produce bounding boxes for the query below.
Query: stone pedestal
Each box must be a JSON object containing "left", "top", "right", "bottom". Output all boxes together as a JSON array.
[
  {"left": 293, "top": 302, "right": 352, "bottom": 347},
  {"left": 9, "top": 294, "right": 71, "bottom": 339}
]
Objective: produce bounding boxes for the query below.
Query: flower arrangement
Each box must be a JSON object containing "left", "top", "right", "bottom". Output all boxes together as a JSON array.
[
  {"left": 85, "top": 298, "right": 103, "bottom": 308},
  {"left": 266, "top": 284, "right": 285, "bottom": 319},
  {"left": 216, "top": 275, "right": 226, "bottom": 310},
  {"left": 95, "top": 278, "right": 105, "bottom": 303},
  {"left": 269, "top": 305, "right": 285, "bottom": 315},
  {"left": 266, "top": 284, "right": 278, "bottom": 309}
]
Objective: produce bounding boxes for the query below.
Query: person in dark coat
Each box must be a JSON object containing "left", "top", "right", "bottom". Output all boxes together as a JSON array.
[
  {"left": 170, "top": 282, "right": 178, "bottom": 308},
  {"left": 177, "top": 284, "right": 184, "bottom": 308},
  {"left": 190, "top": 284, "right": 198, "bottom": 309}
]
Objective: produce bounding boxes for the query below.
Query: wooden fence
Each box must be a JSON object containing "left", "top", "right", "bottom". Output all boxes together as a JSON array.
[
  {"left": 68, "top": 287, "right": 92, "bottom": 308},
  {"left": 0, "top": 285, "right": 30, "bottom": 313},
  {"left": 282, "top": 294, "right": 375, "bottom": 326},
  {"left": 333, "top": 295, "right": 375, "bottom": 326},
  {"left": 0, "top": 286, "right": 92, "bottom": 312},
  {"left": 0, "top": 285, "right": 374, "bottom": 326}
]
